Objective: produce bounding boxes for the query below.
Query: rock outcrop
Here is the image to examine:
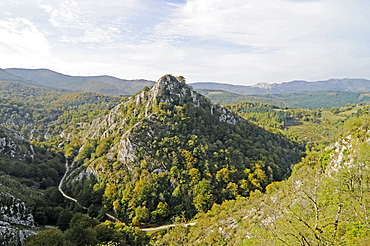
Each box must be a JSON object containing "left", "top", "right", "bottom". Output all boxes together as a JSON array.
[
  {"left": 67, "top": 75, "right": 243, "bottom": 172},
  {"left": 0, "top": 126, "right": 38, "bottom": 245},
  {"left": 0, "top": 192, "right": 36, "bottom": 245},
  {"left": 0, "top": 126, "right": 34, "bottom": 160}
]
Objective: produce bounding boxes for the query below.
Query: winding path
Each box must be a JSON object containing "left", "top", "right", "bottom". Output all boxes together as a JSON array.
[
  {"left": 58, "top": 161, "right": 80, "bottom": 205},
  {"left": 140, "top": 222, "right": 197, "bottom": 232},
  {"left": 58, "top": 160, "right": 121, "bottom": 222},
  {"left": 58, "top": 160, "right": 196, "bottom": 231}
]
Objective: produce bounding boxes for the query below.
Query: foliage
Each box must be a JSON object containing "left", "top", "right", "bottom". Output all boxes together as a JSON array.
[
  {"left": 226, "top": 102, "right": 289, "bottom": 129},
  {"left": 228, "top": 102, "right": 370, "bottom": 150},
  {"left": 24, "top": 217, "right": 150, "bottom": 246},
  {"left": 24, "top": 228, "right": 63, "bottom": 246},
  {"left": 0, "top": 81, "right": 120, "bottom": 140},
  {"left": 153, "top": 113, "right": 370, "bottom": 245}
]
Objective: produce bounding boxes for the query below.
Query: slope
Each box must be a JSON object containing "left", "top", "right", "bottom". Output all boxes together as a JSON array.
[
  {"left": 0, "top": 80, "right": 120, "bottom": 140},
  {"left": 153, "top": 112, "right": 370, "bottom": 245},
  {"left": 61, "top": 75, "right": 304, "bottom": 225},
  {"left": 0, "top": 125, "right": 66, "bottom": 245}
]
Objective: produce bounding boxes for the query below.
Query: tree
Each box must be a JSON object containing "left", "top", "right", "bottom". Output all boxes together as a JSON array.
[
  {"left": 62, "top": 225, "right": 98, "bottom": 246},
  {"left": 193, "top": 179, "right": 214, "bottom": 212},
  {"left": 56, "top": 210, "right": 73, "bottom": 231},
  {"left": 24, "top": 229, "right": 63, "bottom": 246},
  {"left": 132, "top": 206, "right": 150, "bottom": 225}
]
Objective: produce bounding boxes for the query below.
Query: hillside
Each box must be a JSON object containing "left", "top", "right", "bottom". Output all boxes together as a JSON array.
[
  {"left": 60, "top": 75, "right": 303, "bottom": 226},
  {"left": 0, "top": 123, "right": 152, "bottom": 246},
  {"left": 191, "top": 78, "right": 370, "bottom": 95},
  {"left": 226, "top": 101, "right": 370, "bottom": 148},
  {"left": 152, "top": 112, "right": 370, "bottom": 245},
  {"left": 4, "top": 68, "right": 155, "bottom": 96},
  {"left": 0, "top": 81, "right": 121, "bottom": 140},
  {"left": 199, "top": 89, "right": 370, "bottom": 109},
  {"left": 0, "top": 125, "right": 65, "bottom": 245}
]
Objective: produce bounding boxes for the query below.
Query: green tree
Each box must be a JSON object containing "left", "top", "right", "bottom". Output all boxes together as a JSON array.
[
  {"left": 24, "top": 229, "right": 63, "bottom": 246},
  {"left": 193, "top": 179, "right": 214, "bottom": 212},
  {"left": 56, "top": 210, "right": 73, "bottom": 231},
  {"left": 133, "top": 206, "right": 151, "bottom": 225}
]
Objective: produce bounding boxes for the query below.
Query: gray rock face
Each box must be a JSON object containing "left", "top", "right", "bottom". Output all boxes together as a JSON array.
[
  {"left": 0, "top": 221, "right": 37, "bottom": 246},
  {"left": 325, "top": 129, "right": 370, "bottom": 176},
  {"left": 0, "top": 192, "right": 36, "bottom": 245},
  {"left": 0, "top": 126, "right": 33, "bottom": 160}
]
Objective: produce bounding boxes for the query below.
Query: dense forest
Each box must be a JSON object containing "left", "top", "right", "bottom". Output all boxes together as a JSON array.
[{"left": 0, "top": 75, "right": 369, "bottom": 245}]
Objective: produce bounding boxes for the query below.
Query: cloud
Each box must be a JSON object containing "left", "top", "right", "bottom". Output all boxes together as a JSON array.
[
  {"left": 145, "top": 0, "right": 369, "bottom": 83},
  {"left": 37, "top": 0, "right": 135, "bottom": 44},
  {"left": 158, "top": 0, "right": 352, "bottom": 51},
  {"left": 0, "top": 18, "right": 51, "bottom": 67},
  {"left": 0, "top": 0, "right": 369, "bottom": 84}
]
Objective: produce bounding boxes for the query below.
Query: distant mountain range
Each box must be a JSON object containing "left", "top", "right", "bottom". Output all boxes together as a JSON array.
[
  {"left": 1, "top": 68, "right": 155, "bottom": 96},
  {"left": 1, "top": 68, "right": 370, "bottom": 97},
  {"left": 199, "top": 89, "right": 370, "bottom": 109},
  {"left": 190, "top": 78, "right": 370, "bottom": 95}
]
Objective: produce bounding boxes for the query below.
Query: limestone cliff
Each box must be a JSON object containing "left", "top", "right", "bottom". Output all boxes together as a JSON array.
[
  {"left": 68, "top": 75, "right": 243, "bottom": 173},
  {"left": 0, "top": 126, "right": 34, "bottom": 160},
  {"left": 0, "top": 192, "right": 36, "bottom": 246},
  {"left": 0, "top": 126, "right": 38, "bottom": 245}
]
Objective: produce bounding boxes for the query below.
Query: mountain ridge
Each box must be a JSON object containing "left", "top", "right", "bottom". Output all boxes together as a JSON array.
[
  {"left": 3, "top": 68, "right": 156, "bottom": 96},
  {"left": 191, "top": 78, "right": 370, "bottom": 95},
  {"left": 2, "top": 68, "right": 369, "bottom": 97}
]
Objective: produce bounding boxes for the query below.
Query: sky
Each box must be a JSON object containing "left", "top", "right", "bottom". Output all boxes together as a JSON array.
[{"left": 0, "top": 0, "right": 369, "bottom": 85}]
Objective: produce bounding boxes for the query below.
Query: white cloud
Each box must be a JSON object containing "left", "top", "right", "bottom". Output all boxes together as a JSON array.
[
  {"left": 147, "top": 0, "right": 370, "bottom": 83},
  {"left": 160, "top": 0, "right": 351, "bottom": 48},
  {"left": 0, "top": 18, "right": 51, "bottom": 68},
  {"left": 0, "top": 0, "right": 369, "bottom": 84},
  {"left": 38, "top": 0, "right": 140, "bottom": 44}
]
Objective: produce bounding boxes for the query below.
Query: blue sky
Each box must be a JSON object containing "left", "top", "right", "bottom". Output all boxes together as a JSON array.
[{"left": 0, "top": 0, "right": 369, "bottom": 85}]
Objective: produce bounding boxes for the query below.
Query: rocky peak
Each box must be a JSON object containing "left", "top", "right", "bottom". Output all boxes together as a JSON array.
[
  {"left": 133, "top": 74, "right": 210, "bottom": 107},
  {"left": 69, "top": 75, "right": 244, "bottom": 173},
  {"left": 80, "top": 75, "right": 241, "bottom": 142},
  {"left": 144, "top": 74, "right": 208, "bottom": 108},
  {"left": 153, "top": 75, "right": 241, "bottom": 123}
]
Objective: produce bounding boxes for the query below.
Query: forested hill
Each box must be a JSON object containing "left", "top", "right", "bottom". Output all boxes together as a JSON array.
[
  {"left": 0, "top": 69, "right": 43, "bottom": 87},
  {"left": 61, "top": 75, "right": 304, "bottom": 226}
]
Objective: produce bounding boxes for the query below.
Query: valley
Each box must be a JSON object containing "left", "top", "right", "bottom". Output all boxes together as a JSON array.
[{"left": 0, "top": 71, "right": 369, "bottom": 245}]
